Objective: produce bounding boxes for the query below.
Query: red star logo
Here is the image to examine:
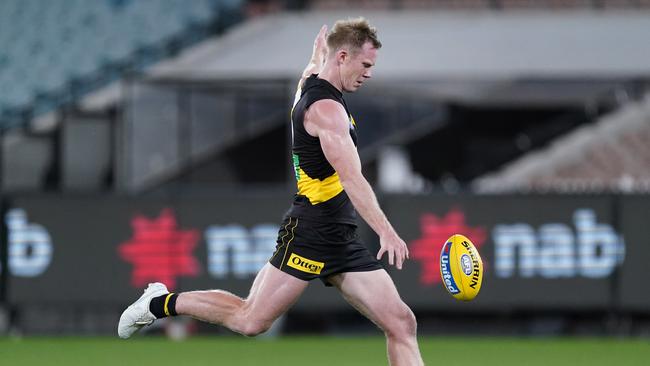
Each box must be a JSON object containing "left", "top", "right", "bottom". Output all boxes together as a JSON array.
[
  {"left": 118, "top": 208, "right": 200, "bottom": 290},
  {"left": 409, "top": 208, "right": 486, "bottom": 286}
]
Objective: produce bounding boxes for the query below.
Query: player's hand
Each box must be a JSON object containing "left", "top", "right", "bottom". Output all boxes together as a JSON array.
[
  {"left": 376, "top": 231, "right": 410, "bottom": 270},
  {"left": 310, "top": 24, "right": 328, "bottom": 71}
]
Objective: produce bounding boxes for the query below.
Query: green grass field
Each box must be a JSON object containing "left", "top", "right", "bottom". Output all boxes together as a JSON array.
[{"left": 1, "top": 336, "right": 648, "bottom": 366}]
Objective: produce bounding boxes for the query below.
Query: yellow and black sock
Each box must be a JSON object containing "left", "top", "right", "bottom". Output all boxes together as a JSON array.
[{"left": 149, "top": 293, "right": 178, "bottom": 319}]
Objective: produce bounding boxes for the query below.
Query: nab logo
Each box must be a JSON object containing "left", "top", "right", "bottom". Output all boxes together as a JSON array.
[
  {"left": 118, "top": 208, "right": 200, "bottom": 290},
  {"left": 493, "top": 209, "right": 625, "bottom": 278},
  {"left": 286, "top": 253, "right": 324, "bottom": 274},
  {"left": 1, "top": 209, "right": 53, "bottom": 277},
  {"left": 409, "top": 208, "right": 487, "bottom": 286},
  {"left": 205, "top": 224, "right": 277, "bottom": 278}
]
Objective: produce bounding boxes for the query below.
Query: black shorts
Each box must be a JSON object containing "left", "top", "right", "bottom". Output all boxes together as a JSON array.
[{"left": 269, "top": 217, "right": 383, "bottom": 285}]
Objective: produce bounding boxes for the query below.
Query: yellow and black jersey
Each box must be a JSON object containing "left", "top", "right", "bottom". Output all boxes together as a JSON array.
[{"left": 285, "top": 74, "right": 358, "bottom": 225}]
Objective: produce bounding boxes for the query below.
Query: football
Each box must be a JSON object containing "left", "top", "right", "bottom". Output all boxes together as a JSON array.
[{"left": 440, "top": 234, "right": 483, "bottom": 301}]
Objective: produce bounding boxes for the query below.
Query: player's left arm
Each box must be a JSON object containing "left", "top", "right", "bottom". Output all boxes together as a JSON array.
[{"left": 306, "top": 100, "right": 409, "bottom": 269}]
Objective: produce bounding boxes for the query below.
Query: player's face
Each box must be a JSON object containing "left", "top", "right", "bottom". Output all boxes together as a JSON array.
[{"left": 341, "top": 42, "right": 377, "bottom": 93}]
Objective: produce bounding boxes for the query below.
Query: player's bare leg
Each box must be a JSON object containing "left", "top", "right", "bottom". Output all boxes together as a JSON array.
[
  {"left": 329, "top": 270, "right": 424, "bottom": 366},
  {"left": 175, "top": 263, "right": 308, "bottom": 336}
]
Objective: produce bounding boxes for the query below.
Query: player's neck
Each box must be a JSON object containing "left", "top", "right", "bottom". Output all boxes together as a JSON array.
[{"left": 318, "top": 63, "right": 343, "bottom": 92}]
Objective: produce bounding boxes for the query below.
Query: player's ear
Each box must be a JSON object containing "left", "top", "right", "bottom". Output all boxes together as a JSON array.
[{"left": 337, "top": 50, "right": 347, "bottom": 65}]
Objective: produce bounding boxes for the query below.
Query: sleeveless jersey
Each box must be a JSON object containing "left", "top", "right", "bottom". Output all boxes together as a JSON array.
[{"left": 285, "top": 74, "right": 358, "bottom": 225}]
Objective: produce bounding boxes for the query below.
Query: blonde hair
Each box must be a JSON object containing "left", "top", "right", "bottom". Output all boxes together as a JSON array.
[{"left": 327, "top": 17, "right": 382, "bottom": 55}]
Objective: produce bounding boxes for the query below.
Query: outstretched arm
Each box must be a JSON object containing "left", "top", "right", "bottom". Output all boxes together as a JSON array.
[
  {"left": 304, "top": 100, "right": 410, "bottom": 269},
  {"left": 293, "top": 25, "right": 328, "bottom": 103}
]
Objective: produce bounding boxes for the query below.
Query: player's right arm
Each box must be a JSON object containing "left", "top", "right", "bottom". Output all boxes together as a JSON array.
[
  {"left": 304, "top": 99, "right": 409, "bottom": 269},
  {"left": 293, "top": 25, "right": 328, "bottom": 103}
]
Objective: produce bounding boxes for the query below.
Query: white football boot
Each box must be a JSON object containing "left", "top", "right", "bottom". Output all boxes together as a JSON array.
[{"left": 118, "top": 282, "right": 169, "bottom": 339}]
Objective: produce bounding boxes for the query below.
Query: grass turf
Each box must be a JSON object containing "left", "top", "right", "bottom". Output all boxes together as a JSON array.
[{"left": 1, "top": 336, "right": 648, "bottom": 366}]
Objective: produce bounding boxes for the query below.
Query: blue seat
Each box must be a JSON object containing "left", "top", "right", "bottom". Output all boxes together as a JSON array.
[{"left": 0, "top": 0, "right": 243, "bottom": 122}]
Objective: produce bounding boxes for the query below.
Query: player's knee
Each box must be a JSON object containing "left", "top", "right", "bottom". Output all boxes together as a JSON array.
[
  {"left": 239, "top": 319, "right": 273, "bottom": 337},
  {"left": 229, "top": 303, "right": 273, "bottom": 337},
  {"left": 403, "top": 307, "right": 418, "bottom": 337},
  {"left": 385, "top": 304, "right": 417, "bottom": 339}
]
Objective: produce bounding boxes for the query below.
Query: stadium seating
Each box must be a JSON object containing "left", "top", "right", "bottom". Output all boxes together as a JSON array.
[
  {"left": 0, "top": 0, "right": 242, "bottom": 129},
  {"left": 474, "top": 93, "right": 650, "bottom": 193}
]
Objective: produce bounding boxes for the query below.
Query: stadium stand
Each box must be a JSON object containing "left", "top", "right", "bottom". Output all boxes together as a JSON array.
[
  {"left": 474, "top": 93, "right": 650, "bottom": 193},
  {"left": 2, "top": 2, "right": 649, "bottom": 194},
  {"left": 131, "top": 9, "right": 649, "bottom": 193},
  {"left": 0, "top": 0, "right": 243, "bottom": 130}
]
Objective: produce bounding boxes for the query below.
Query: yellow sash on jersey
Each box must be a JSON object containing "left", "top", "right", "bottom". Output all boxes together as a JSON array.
[{"left": 296, "top": 168, "right": 343, "bottom": 204}]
